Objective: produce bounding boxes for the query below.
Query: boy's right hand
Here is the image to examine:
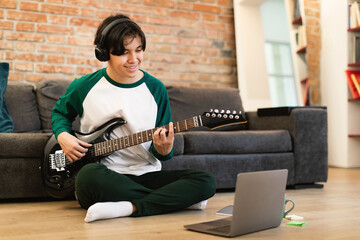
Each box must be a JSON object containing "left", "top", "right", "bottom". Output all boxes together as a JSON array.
[{"left": 57, "top": 132, "right": 92, "bottom": 162}]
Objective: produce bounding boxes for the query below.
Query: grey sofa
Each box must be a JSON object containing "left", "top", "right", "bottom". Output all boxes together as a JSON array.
[{"left": 0, "top": 79, "right": 328, "bottom": 199}]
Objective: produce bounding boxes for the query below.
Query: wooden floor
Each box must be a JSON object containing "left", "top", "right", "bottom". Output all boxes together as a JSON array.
[{"left": 1, "top": 167, "right": 360, "bottom": 240}]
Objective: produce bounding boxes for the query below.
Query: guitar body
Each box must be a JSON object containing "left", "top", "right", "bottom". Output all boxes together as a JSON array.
[{"left": 42, "top": 118, "right": 126, "bottom": 198}]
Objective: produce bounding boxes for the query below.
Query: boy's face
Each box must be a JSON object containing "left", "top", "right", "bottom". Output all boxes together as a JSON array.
[{"left": 107, "top": 35, "right": 144, "bottom": 83}]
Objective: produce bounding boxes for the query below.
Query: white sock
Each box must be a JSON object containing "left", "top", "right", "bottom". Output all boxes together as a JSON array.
[
  {"left": 84, "top": 201, "right": 133, "bottom": 223},
  {"left": 187, "top": 200, "right": 208, "bottom": 210}
]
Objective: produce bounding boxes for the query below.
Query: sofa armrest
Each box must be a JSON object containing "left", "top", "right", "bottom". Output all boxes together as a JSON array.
[{"left": 246, "top": 107, "right": 328, "bottom": 184}]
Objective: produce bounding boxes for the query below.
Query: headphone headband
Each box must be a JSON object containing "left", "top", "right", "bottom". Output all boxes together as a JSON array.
[{"left": 95, "top": 18, "right": 133, "bottom": 61}]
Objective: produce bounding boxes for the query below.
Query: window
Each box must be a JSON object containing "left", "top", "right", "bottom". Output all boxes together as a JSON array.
[{"left": 264, "top": 42, "right": 298, "bottom": 106}]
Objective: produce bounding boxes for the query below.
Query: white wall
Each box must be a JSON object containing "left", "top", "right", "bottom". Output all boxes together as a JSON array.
[
  {"left": 320, "top": 1, "right": 352, "bottom": 167},
  {"left": 233, "top": 0, "right": 272, "bottom": 111}
]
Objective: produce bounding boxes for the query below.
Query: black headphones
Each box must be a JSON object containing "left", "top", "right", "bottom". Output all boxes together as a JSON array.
[{"left": 95, "top": 18, "right": 133, "bottom": 62}]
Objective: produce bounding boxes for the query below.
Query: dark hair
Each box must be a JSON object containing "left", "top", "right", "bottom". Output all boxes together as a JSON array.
[{"left": 94, "top": 14, "right": 146, "bottom": 56}]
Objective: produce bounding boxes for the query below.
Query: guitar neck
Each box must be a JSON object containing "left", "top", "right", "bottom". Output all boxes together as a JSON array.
[{"left": 93, "top": 116, "right": 202, "bottom": 157}]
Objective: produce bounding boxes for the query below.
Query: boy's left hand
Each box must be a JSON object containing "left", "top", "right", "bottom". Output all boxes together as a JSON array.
[{"left": 153, "top": 122, "right": 174, "bottom": 156}]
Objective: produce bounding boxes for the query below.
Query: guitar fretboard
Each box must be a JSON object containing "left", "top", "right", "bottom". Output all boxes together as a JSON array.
[{"left": 93, "top": 116, "right": 201, "bottom": 157}]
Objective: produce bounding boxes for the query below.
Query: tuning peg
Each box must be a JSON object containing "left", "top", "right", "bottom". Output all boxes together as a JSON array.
[
  {"left": 232, "top": 110, "right": 237, "bottom": 114},
  {"left": 226, "top": 110, "right": 231, "bottom": 114},
  {"left": 214, "top": 109, "right": 219, "bottom": 113},
  {"left": 220, "top": 110, "right": 225, "bottom": 114},
  {"left": 239, "top": 111, "right": 242, "bottom": 114},
  {"left": 210, "top": 109, "right": 214, "bottom": 112}
]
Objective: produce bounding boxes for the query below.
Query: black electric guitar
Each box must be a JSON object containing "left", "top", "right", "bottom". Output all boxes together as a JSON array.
[{"left": 42, "top": 110, "right": 247, "bottom": 198}]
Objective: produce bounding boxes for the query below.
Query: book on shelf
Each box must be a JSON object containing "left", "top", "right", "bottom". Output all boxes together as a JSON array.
[
  {"left": 352, "top": 35, "right": 360, "bottom": 64},
  {"left": 294, "top": 0, "right": 300, "bottom": 19},
  {"left": 349, "top": 1, "right": 360, "bottom": 29},
  {"left": 296, "top": 25, "right": 307, "bottom": 51},
  {"left": 345, "top": 70, "right": 360, "bottom": 99}
]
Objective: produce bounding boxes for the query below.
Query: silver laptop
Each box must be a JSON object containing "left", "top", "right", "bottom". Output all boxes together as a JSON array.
[{"left": 184, "top": 169, "right": 288, "bottom": 237}]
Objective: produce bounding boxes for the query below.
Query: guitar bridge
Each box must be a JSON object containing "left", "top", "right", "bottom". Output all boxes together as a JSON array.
[{"left": 49, "top": 150, "right": 66, "bottom": 171}]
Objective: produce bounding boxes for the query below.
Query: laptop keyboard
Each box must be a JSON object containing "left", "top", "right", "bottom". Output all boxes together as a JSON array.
[{"left": 209, "top": 225, "right": 231, "bottom": 233}]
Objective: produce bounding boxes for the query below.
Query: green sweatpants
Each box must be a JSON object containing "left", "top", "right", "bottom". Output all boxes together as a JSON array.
[{"left": 75, "top": 163, "right": 216, "bottom": 217}]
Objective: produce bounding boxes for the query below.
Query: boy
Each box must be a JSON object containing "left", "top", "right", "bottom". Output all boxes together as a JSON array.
[{"left": 51, "top": 14, "right": 216, "bottom": 222}]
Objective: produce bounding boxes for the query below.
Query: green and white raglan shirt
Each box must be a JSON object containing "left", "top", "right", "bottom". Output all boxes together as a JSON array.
[{"left": 52, "top": 68, "right": 173, "bottom": 176}]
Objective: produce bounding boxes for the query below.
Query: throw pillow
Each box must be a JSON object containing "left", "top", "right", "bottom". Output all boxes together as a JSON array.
[{"left": 0, "top": 62, "right": 14, "bottom": 133}]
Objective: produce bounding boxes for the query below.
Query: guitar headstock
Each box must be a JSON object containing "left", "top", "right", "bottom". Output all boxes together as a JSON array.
[{"left": 200, "top": 109, "right": 247, "bottom": 130}]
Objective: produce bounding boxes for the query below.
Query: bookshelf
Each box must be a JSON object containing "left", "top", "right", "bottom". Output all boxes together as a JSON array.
[
  {"left": 322, "top": 0, "right": 360, "bottom": 168},
  {"left": 347, "top": 0, "right": 360, "bottom": 143},
  {"left": 284, "top": 0, "right": 309, "bottom": 106}
]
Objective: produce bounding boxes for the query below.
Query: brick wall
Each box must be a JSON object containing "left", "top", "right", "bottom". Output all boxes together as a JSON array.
[
  {"left": 0, "top": 0, "right": 237, "bottom": 88},
  {"left": 304, "top": 0, "right": 321, "bottom": 105}
]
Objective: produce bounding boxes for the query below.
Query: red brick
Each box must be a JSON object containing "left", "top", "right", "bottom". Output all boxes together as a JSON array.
[
  {"left": 304, "top": 0, "right": 320, "bottom": 9},
  {"left": 47, "top": 35, "right": 66, "bottom": 44},
  {"left": 68, "top": 36, "right": 93, "bottom": 46},
  {"left": 14, "top": 62, "right": 33, "bottom": 71},
  {"left": 0, "top": 0, "right": 17, "bottom": 9},
  {"left": 0, "top": 40, "right": 13, "bottom": 50},
  {"left": 8, "top": 72, "right": 23, "bottom": 81},
  {"left": 49, "top": 15, "right": 68, "bottom": 25},
  {"left": 202, "top": 13, "right": 217, "bottom": 21},
  {"left": 76, "top": 66, "right": 93, "bottom": 75},
  {"left": 201, "top": 0, "right": 216, "bottom": 4},
  {"left": 0, "top": 20, "right": 14, "bottom": 30},
  {"left": 102, "top": 1, "right": 119, "bottom": 10},
  {"left": 20, "top": 1, "right": 39, "bottom": 11},
  {"left": 38, "top": 45, "right": 75, "bottom": 55},
  {"left": 76, "top": 27, "right": 96, "bottom": 37},
  {"left": 36, "top": 64, "right": 75, "bottom": 74},
  {"left": 16, "top": 42, "right": 35, "bottom": 52},
  {"left": 10, "top": 53, "right": 44, "bottom": 62},
  {"left": 170, "top": 10, "right": 201, "bottom": 20},
  {"left": 6, "top": 32, "right": 45, "bottom": 42},
  {"left": 37, "top": 24, "right": 74, "bottom": 35},
  {"left": 218, "top": 0, "right": 231, "bottom": 6},
  {"left": 67, "top": 56, "right": 99, "bottom": 66},
  {"left": 48, "top": 55, "right": 65, "bottom": 63},
  {"left": 173, "top": 46, "right": 203, "bottom": 55},
  {"left": 197, "top": 22, "right": 226, "bottom": 31},
  {"left": 7, "top": 10, "right": 47, "bottom": 22},
  {"left": 16, "top": 22, "right": 35, "bottom": 32},
  {"left": 194, "top": 3, "right": 221, "bottom": 13},
  {"left": 65, "top": 0, "right": 100, "bottom": 8},
  {"left": 69, "top": 17, "right": 101, "bottom": 28},
  {"left": 41, "top": 4, "right": 79, "bottom": 15},
  {"left": 119, "top": 3, "right": 153, "bottom": 14},
  {"left": 177, "top": 1, "right": 192, "bottom": 10},
  {"left": 80, "top": 9, "right": 95, "bottom": 17},
  {"left": 143, "top": 0, "right": 174, "bottom": 8},
  {"left": 25, "top": 73, "right": 43, "bottom": 82},
  {"left": 150, "top": 53, "right": 183, "bottom": 63}
]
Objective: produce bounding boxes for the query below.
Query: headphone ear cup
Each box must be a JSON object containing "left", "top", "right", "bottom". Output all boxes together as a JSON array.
[{"left": 95, "top": 46, "right": 110, "bottom": 62}]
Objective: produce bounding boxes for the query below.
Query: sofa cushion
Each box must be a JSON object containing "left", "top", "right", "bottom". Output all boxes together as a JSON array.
[
  {"left": 0, "top": 133, "right": 51, "bottom": 158},
  {"left": 35, "top": 79, "right": 72, "bottom": 131},
  {"left": 166, "top": 86, "right": 247, "bottom": 131},
  {"left": 181, "top": 130, "right": 292, "bottom": 154},
  {"left": 173, "top": 133, "right": 184, "bottom": 156},
  {"left": 5, "top": 83, "right": 41, "bottom": 133},
  {"left": 0, "top": 62, "right": 13, "bottom": 133}
]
